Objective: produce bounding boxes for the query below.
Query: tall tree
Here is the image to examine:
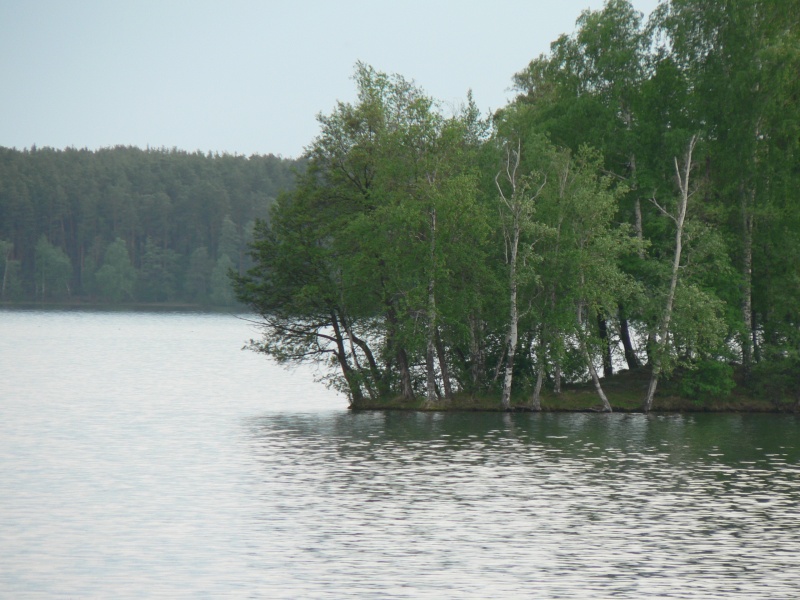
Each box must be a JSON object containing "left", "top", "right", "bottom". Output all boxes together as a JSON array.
[
  {"left": 34, "top": 235, "right": 72, "bottom": 300},
  {"left": 657, "top": 0, "right": 800, "bottom": 371},
  {"left": 494, "top": 137, "right": 548, "bottom": 410},
  {"left": 95, "top": 238, "right": 136, "bottom": 302}
]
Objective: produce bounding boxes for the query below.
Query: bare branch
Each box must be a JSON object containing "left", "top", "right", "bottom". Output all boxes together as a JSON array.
[{"left": 649, "top": 195, "right": 677, "bottom": 223}]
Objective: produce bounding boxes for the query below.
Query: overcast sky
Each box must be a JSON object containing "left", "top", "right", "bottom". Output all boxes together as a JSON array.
[{"left": 0, "top": 0, "right": 660, "bottom": 158}]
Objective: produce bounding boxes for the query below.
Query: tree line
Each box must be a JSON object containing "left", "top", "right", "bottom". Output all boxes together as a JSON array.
[
  {"left": 234, "top": 0, "right": 800, "bottom": 411},
  {"left": 0, "top": 145, "right": 300, "bottom": 305}
]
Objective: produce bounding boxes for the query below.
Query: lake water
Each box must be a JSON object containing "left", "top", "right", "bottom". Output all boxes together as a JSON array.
[{"left": 2, "top": 309, "right": 799, "bottom": 598}]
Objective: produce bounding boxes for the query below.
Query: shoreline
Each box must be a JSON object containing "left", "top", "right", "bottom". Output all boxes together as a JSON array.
[{"left": 350, "top": 367, "right": 800, "bottom": 414}]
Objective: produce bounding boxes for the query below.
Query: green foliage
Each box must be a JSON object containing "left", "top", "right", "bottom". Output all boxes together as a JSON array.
[
  {"left": 679, "top": 360, "right": 736, "bottom": 403},
  {"left": 0, "top": 239, "right": 23, "bottom": 301},
  {"left": 34, "top": 235, "right": 72, "bottom": 300},
  {"left": 750, "top": 351, "right": 800, "bottom": 404},
  {"left": 94, "top": 238, "right": 136, "bottom": 302},
  {"left": 0, "top": 240, "right": 19, "bottom": 300},
  {"left": 218, "top": 215, "right": 241, "bottom": 264},
  {"left": 138, "top": 238, "right": 180, "bottom": 302},
  {"left": 184, "top": 246, "right": 213, "bottom": 303},
  {"left": 210, "top": 254, "right": 237, "bottom": 306},
  {"left": 0, "top": 146, "right": 299, "bottom": 303}
]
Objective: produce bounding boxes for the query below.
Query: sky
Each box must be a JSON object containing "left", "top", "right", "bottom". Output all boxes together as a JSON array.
[{"left": 0, "top": 0, "right": 660, "bottom": 159}]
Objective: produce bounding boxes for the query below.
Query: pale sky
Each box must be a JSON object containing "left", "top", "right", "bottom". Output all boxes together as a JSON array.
[{"left": 0, "top": 0, "right": 660, "bottom": 158}]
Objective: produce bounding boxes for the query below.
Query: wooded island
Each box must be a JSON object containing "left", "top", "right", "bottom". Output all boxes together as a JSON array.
[{"left": 233, "top": 0, "right": 800, "bottom": 412}]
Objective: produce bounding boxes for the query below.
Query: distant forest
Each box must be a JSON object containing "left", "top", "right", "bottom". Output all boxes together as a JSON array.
[{"left": 0, "top": 146, "right": 300, "bottom": 305}]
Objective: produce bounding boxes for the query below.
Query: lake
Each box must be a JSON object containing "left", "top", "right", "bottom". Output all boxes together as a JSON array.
[{"left": 2, "top": 309, "right": 799, "bottom": 598}]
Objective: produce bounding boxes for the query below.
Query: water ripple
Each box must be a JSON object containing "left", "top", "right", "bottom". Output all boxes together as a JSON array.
[
  {"left": 2, "top": 311, "right": 799, "bottom": 598},
  {"left": 240, "top": 412, "right": 800, "bottom": 598}
]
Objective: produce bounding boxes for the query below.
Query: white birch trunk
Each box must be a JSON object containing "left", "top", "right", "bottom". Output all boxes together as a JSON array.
[
  {"left": 531, "top": 342, "right": 545, "bottom": 411},
  {"left": 495, "top": 140, "right": 545, "bottom": 411},
  {"left": 577, "top": 300, "right": 612, "bottom": 412},
  {"left": 425, "top": 206, "right": 438, "bottom": 407},
  {"left": 741, "top": 191, "right": 754, "bottom": 371},
  {"left": 644, "top": 135, "right": 697, "bottom": 412},
  {"left": 501, "top": 226, "right": 520, "bottom": 411}
]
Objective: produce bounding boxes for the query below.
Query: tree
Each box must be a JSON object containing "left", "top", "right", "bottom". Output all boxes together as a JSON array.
[
  {"left": 511, "top": 0, "right": 666, "bottom": 376},
  {"left": 552, "top": 145, "right": 639, "bottom": 412},
  {"left": 234, "top": 194, "right": 368, "bottom": 404},
  {"left": 0, "top": 239, "right": 12, "bottom": 300},
  {"left": 218, "top": 215, "right": 241, "bottom": 272},
  {"left": 138, "top": 238, "right": 180, "bottom": 302},
  {"left": 185, "top": 246, "right": 213, "bottom": 302},
  {"left": 95, "top": 238, "right": 136, "bottom": 302},
  {"left": 236, "top": 64, "right": 494, "bottom": 406},
  {"left": 642, "top": 135, "right": 729, "bottom": 411},
  {"left": 210, "top": 254, "right": 236, "bottom": 306},
  {"left": 494, "top": 137, "right": 548, "bottom": 410},
  {"left": 34, "top": 235, "right": 72, "bottom": 300},
  {"left": 657, "top": 0, "right": 800, "bottom": 372}
]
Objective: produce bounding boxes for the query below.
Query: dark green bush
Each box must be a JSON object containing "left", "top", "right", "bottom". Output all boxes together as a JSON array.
[
  {"left": 750, "top": 353, "right": 800, "bottom": 403},
  {"left": 679, "top": 360, "right": 735, "bottom": 402}
]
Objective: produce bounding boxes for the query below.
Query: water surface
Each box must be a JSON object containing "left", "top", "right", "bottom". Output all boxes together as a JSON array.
[{"left": 2, "top": 310, "right": 799, "bottom": 598}]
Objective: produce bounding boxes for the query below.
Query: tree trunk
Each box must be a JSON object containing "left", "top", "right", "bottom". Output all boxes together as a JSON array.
[
  {"left": 597, "top": 313, "right": 613, "bottom": 378},
  {"left": 352, "top": 334, "right": 386, "bottom": 397},
  {"left": 741, "top": 189, "right": 754, "bottom": 374},
  {"left": 644, "top": 136, "right": 696, "bottom": 413},
  {"left": 578, "top": 301, "right": 612, "bottom": 412},
  {"left": 468, "top": 314, "right": 485, "bottom": 390},
  {"left": 636, "top": 192, "right": 658, "bottom": 369},
  {"left": 495, "top": 139, "right": 545, "bottom": 410},
  {"left": 501, "top": 226, "right": 520, "bottom": 411},
  {"left": 618, "top": 305, "right": 640, "bottom": 369},
  {"left": 553, "top": 362, "right": 562, "bottom": 395},
  {"left": 331, "top": 312, "right": 364, "bottom": 407},
  {"left": 635, "top": 198, "right": 644, "bottom": 256},
  {"left": 435, "top": 329, "right": 453, "bottom": 400},
  {"left": 425, "top": 206, "right": 438, "bottom": 407},
  {"left": 425, "top": 339, "right": 437, "bottom": 406},
  {"left": 386, "top": 305, "right": 414, "bottom": 401},
  {"left": 530, "top": 335, "right": 545, "bottom": 411},
  {"left": 397, "top": 348, "right": 414, "bottom": 401},
  {"left": 531, "top": 365, "right": 544, "bottom": 411},
  {"left": 1, "top": 247, "right": 9, "bottom": 300},
  {"left": 493, "top": 334, "right": 509, "bottom": 383},
  {"left": 752, "top": 308, "right": 761, "bottom": 364},
  {"left": 340, "top": 312, "right": 383, "bottom": 400}
]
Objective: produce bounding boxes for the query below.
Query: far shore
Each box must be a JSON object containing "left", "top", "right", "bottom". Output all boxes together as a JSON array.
[{"left": 0, "top": 299, "right": 241, "bottom": 312}]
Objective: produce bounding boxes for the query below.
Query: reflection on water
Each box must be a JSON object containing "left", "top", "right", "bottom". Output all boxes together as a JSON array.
[
  {"left": 243, "top": 412, "right": 800, "bottom": 598},
  {"left": 2, "top": 310, "right": 800, "bottom": 598}
]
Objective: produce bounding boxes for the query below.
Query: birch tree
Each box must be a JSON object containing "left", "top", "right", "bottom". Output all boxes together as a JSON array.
[
  {"left": 643, "top": 136, "right": 696, "bottom": 412},
  {"left": 495, "top": 139, "right": 547, "bottom": 410},
  {"left": 555, "top": 146, "right": 639, "bottom": 412}
]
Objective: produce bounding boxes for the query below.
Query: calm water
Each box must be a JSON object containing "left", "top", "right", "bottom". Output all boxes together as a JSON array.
[{"left": 2, "top": 310, "right": 799, "bottom": 598}]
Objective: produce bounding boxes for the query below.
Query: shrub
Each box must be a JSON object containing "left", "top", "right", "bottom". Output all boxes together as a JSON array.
[{"left": 679, "top": 359, "right": 735, "bottom": 402}]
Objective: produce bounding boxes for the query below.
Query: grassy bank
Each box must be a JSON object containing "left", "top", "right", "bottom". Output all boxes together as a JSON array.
[{"left": 353, "top": 367, "right": 800, "bottom": 413}]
